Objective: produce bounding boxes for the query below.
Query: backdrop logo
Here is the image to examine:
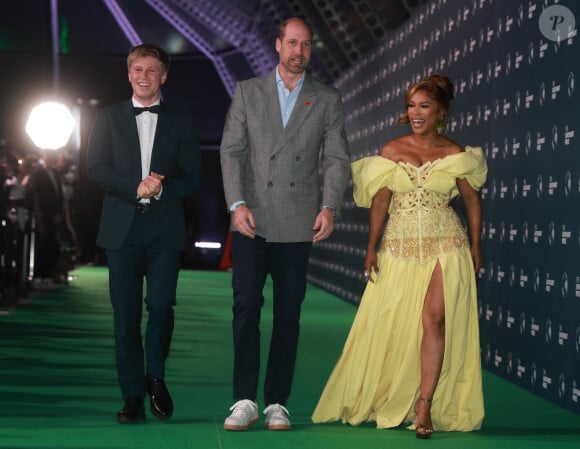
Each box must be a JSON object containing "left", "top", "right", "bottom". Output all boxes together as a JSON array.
[
  {"left": 512, "top": 178, "right": 519, "bottom": 199},
  {"left": 494, "top": 349, "right": 502, "bottom": 368},
  {"left": 517, "top": 359, "right": 526, "bottom": 379},
  {"left": 533, "top": 268, "right": 541, "bottom": 292},
  {"left": 525, "top": 131, "right": 532, "bottom": 156},
  {"left": 542, "top": 369, "right": 552, "bottom": 391},
  {"left": 522, "top": 221, "right": 529, "bottom": 245},
  {"left": 558, "top": 324, "right": 569, "bottom": 347},
  {"left": 520, "top": 268, "right": 528, "bottom": 288},
  {"left": 551, "top": 125, "right": 558, "bottom": 150},
  {"left": 545, "top": 318, "right": 553, "bottom": 344},
  {"left": 528, "top": 41, "right": 534, "bottom": 65},
  {"left": 512, "top": 136, "right": 521, "bottom": 156},
  {"left": 564, "top": 171, "right": 572, "bottom": 197},
  {"left": 538, "top": 5, "right": 576, "bottom": 42},
  {"left": 539, "top": 82, "right": 546, "bottom": 107},
  {"left": 561, "top": 272, "right": 569, "bottom": 298},
  {"left": 548, "top": 221, "right": 556, "bottom": 246},
  {"left": 502, "top": 138, "right": 509, "bottom": 159},
  {"left": 568, "top": 72, "right": 575, "bottom": 98},
  {"left": 509, "top": 223, "right": 518, "bottom": 242},
  {"left": 536, "top": 174, "right": 543, "bottom": 199},
  {"left": 509, "top": 265, "right": 516, "bottom": 287},
  {"left": 520, "top": 312, "right": 526, "bottom": 335},
  {"left": 530, "top": 362, "right": 537, "bottom": 387},
  {"left": 506, "top": 352, "right": 513, "bottom": 375},
  {"left": 558, "top": 373, "right": 566, "bottom": 399},
  {"left": 497, "top": 305, "right": 503, "bottom": 327},
  {"left": 560, "top": 225, "right": 571, "bottom": 245}
]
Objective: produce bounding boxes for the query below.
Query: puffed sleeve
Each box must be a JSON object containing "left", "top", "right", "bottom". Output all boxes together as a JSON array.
[
  {"left": 351, "top": 156, "right": 406, "bottom": 208},
  {"left": 435, "top": 146, "right": 488, "bottom": 199},
  {"left": 458, "top": 146, "right": 488, "bottom": 190}
]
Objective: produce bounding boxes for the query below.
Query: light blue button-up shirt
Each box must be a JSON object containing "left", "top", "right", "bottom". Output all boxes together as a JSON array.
[{"left": 276, "top": 66, "right": 305, "bottom": 128}]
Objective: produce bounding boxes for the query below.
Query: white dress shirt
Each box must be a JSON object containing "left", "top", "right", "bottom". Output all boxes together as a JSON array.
[{"left": 133, "top": 98, "right": 160, "bottom": 203}]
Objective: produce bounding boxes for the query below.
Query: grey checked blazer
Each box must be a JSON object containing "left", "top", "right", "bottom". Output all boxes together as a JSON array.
[{"left": 220, "top": 70, "right": 350, "bottom": 243}]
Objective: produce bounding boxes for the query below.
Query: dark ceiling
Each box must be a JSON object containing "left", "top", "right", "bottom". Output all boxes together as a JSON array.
[{"left": 0, "top": 0, "right": 429, "bottom": 151}]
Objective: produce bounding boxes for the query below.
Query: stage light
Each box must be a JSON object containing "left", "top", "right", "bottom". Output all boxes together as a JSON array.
[
  {"left": 25, "top": 101, "right": 76, "bottom": 150},
  {"left": 194, "top": 241, "right": 222, "bottom": 249}
]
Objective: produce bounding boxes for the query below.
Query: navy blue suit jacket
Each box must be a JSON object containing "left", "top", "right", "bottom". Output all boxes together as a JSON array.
[{"left": 87, "top": 100, "right": 201, "bottom": 251}]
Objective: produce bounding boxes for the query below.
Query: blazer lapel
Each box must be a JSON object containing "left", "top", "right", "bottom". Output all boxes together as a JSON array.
[
  {"left": 262, "top": 71, "right": 284, "bottom": 139},
  {"left": 123, "top": 101, "right": 144, "bottom": 179},
  {"left": 149, "top": 103, "right": 167, "bottom": 172}
]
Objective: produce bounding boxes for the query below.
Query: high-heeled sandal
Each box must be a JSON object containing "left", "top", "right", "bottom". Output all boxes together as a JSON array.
[{"left": 414, "top": 397, "right": 434, "bottom": 440}]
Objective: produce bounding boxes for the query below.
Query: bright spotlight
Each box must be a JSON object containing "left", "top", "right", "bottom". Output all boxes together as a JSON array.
[
  {"left": 25, "top": 101, "right": 76, "bottom": 150},
  {"left": 194, "top": 241, "right": 222, "bottom": 249}
]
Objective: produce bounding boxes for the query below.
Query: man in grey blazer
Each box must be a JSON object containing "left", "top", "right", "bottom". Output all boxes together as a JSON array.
[
  {"left": 220, "top": 18, "right": 350, "bottom": 431},
  {"left": 87, "top": 44, "right": 201, "bottom": 424}
]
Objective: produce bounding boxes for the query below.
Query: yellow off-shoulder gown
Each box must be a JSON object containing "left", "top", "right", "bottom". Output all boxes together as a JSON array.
[{"left": 312, "top": 146, "right": 488, "bottom": 432}]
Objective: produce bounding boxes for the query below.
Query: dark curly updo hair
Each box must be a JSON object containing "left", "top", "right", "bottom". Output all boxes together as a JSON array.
[{"left": 398, "top": 74, "right": 454, "bottom": 124}]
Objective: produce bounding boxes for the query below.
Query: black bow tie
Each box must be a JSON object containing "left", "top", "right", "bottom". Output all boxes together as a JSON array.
[{"left": 133, "top": 105, "right": 161, "bottom": 115}]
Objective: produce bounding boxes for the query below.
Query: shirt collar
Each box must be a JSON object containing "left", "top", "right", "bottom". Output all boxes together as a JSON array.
[
  {"left": 276, "top": 66, "right": 305, "bottom": 90},
  {"left": 132, "top": 98, "right": 161, "bottom": 108}
]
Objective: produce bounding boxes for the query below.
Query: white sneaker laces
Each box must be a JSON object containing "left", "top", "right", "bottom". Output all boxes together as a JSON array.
[
  {"left": 263, "top": 403, "right": 290, "bottom": 418},
  {"left": 229, "top": 399, "right": 256, "bottom": 417}
]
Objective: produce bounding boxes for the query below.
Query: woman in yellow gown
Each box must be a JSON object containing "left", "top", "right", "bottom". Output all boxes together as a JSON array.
[{"left": 312, "top": 74, "right": 488, "bottom": 438}]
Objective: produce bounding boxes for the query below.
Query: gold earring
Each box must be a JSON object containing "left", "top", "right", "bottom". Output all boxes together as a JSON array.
[{"left": 436, "top": 115, "right": 446, "bottom": 133}]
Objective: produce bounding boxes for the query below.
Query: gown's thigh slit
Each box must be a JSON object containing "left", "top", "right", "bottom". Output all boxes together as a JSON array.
[
  {"left": 418, "top": 259, "right": 446, "bottom": 398},
  {"left": 422, "top": 259, "right": 445, "bottom": 323}
]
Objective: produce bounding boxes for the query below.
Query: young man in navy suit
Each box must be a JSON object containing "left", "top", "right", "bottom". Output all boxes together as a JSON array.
[{"left": 87, "top": 44, "right": 201, "bottom": 423}]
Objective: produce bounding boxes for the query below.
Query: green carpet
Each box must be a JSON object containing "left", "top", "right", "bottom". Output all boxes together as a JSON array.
[{"left": 0, "top": 266, "right": 578, "bottom": 449}]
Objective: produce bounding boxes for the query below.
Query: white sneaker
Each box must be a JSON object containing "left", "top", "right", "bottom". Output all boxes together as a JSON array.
[
  {"left": 263, "top": 403, "right": 291, "bottom": 430},
  {"left": 223, "top": 399, "right": 259, "bottom": 431}
]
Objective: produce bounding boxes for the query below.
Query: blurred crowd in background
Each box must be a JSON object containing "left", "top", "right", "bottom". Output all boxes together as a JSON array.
[{"left": 0, "top": 141, "right": 86, "bottom": 306}]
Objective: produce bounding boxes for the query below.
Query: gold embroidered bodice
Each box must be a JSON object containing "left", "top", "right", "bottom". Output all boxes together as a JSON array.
[
  {"left": 380, "top": 162, "right": 469, "bottom": 264},
  {"left": 351, "top": 147, "right": 488, "bottom": 265}
]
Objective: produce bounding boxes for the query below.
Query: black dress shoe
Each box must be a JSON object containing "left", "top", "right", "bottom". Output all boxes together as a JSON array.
[
  {"left": 116, "top": 397, "right": 145, "bottom": 424},
  {"left": 146, "top": 374, "right": 174, "bottom": 420}
]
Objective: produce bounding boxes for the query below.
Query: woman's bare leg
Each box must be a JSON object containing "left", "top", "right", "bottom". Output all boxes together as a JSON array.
[{"left": 416, "top": 261, "right": 445, "bottom": 434}]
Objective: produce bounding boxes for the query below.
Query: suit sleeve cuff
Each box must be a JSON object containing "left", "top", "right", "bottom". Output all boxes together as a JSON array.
[
  {"left": 322, "top": 205, "right": 339, "bottom": 218},
  {"left": 229, "top": 200, "right": 246, "bottom": 212}
]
